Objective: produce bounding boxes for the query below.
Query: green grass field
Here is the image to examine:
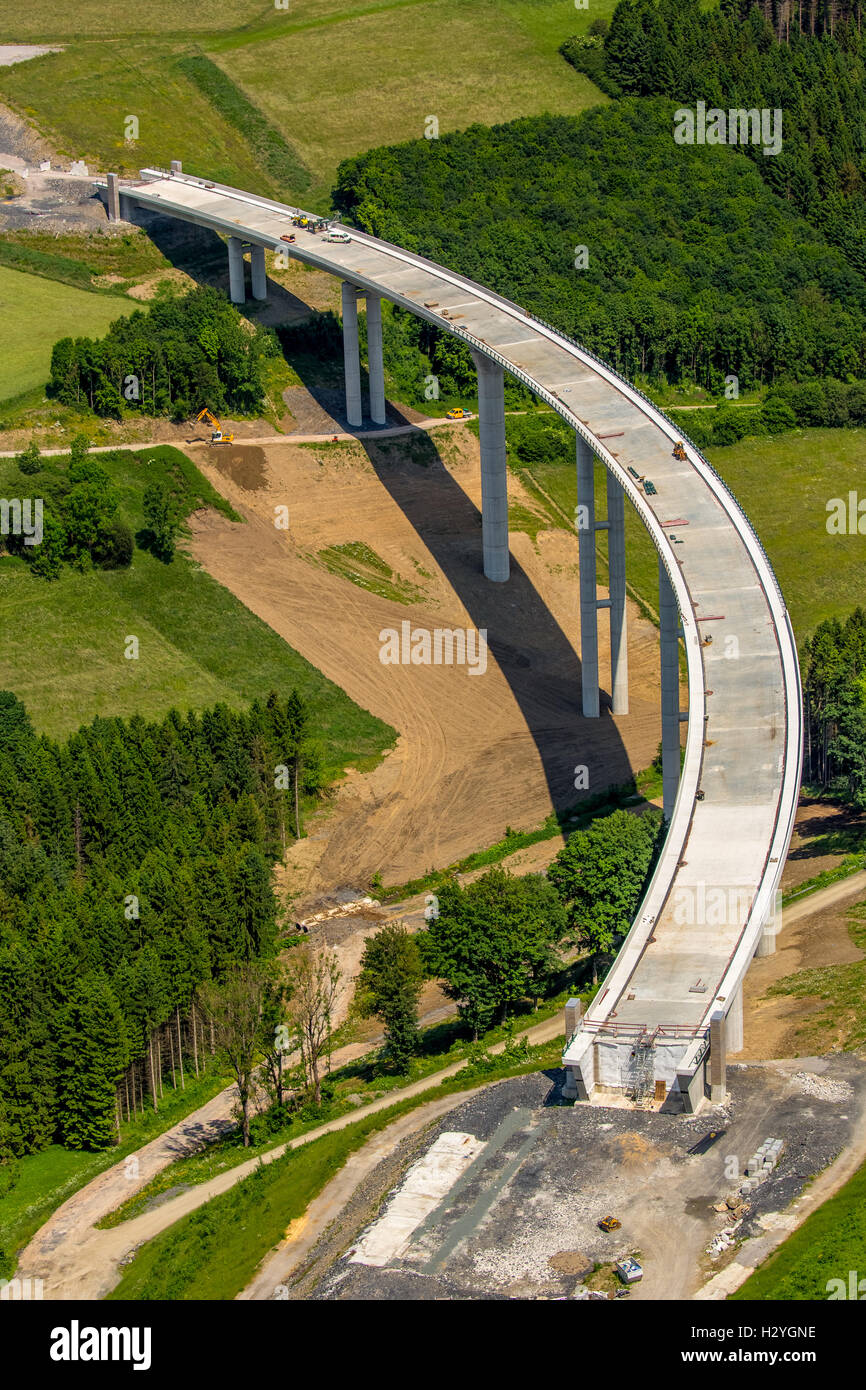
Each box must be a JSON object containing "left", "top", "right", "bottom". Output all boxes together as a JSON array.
[
  {"left": 511, "top": 427, "right": 866, "bottom": 645},
  {"left": 0, "top": 264, "right": 134, "bottom": 401},
  {"left": 0, "top": 0, "right": 612, "bottom": 208},
  {"left": 731, "top": 1152, "right": 866, "bottom": 1300},
  {"left": 0, "top": 446, "right": 394, "bottom": 764}
]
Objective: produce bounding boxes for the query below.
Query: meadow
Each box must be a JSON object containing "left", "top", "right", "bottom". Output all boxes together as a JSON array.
[
  {"left": 511, "top": 426, "right": 866, "bottom": 644},
  {"left": 731, "top": 1150, "right": 866, "bottom": 1301},
  {"left": 0, "top": 264, "right": 134, "bottom": 401},
  {"left": 0, "top": 0, "right": 613, "bottom": 208},
  {"left": 0, "top": 445, "right": 394, "bottom": 765}
]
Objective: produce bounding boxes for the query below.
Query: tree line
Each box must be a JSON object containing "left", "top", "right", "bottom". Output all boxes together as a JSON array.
[
  {"left": 802, "top": 608, "right": 866, "bottom": 805},
  {"left": 356, "top": 809, "right": 664, "bottom": 1071},
  {"left": 0, "top": 686, "right": 323, "bottom": 1157},
  {"left": 333, "top": 98, "right": 866, "bottom": 403},
  {"left": 3, "top": 438, "right": 193, "bottom": 580},
  {"left": 46, "top": 285, "right": 278, "bottom": 421},
  {"left": 564, "top": 0, "right": 866, "bottom": 280}
]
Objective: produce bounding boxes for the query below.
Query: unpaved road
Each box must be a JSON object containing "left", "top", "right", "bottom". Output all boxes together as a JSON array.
[
  {"left": 15, "top": 1014, "right": 564, "bottom": 1301},
  {"left": 782, "top": 870, "right": 866, "bottom": 925}
]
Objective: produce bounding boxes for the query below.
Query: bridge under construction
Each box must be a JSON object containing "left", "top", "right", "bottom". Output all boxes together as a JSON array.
[{"left": 99, "top": 165, "right": 803, "bottom": 1111}]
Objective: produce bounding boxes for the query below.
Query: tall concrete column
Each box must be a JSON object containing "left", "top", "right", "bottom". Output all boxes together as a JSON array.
[
  {"left": 341, "top": 281, "right": 363, "bottom": 428},
  {"left": 106, "top": 173, "right": 120, "bottom": 222},
  {"left": 727, "top": 984, "right": 744, "bottom": 1054},
  {"left": 755, "top": 891, "right": 780, "bottom": 956},
  {"left": 227, "top": 236, "right": 246, "bottom": 305},
  {"left": 659, "top": 557, "right": 681, "bottom": 821},
  {"left": 366, "top": 293, "right": 386, "bottom": 426},
  {"left": 473, "top": 352, "right": 509, "bottom": 582},
  {"left": 250, "top": 244, "right": 267, "bottom": 301},
  {"left": 576, "top": 435, "right": 599, "bottom": 718},
  {"left": 709, "top": 1010, "right": 727, "bottom": 1103},
  {"left": 606, "top": 471, "right": 628, "bottom": 715}
]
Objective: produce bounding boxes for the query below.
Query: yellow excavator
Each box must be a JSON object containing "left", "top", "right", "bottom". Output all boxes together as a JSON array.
[{"left": 194, "top": 407, "right": 234, "bottom": 445}]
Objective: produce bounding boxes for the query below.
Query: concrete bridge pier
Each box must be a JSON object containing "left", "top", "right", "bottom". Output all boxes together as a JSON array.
[
  {"left": 365, "top": 294, "right": 386, "bottom": 425},
  {"left": 659, "top": 557, "right": 682, "bottom": 820},
  {"left": 576, "top": 435, "right": 600, "bottom": 717},
  {"left": 726, "top": 983, "right": 744, "bottom": 1053},
  {"left": 250, "top": 244, "right": 267, "bottom": 301},
  {"left": 341, "top": 282, "right": 363, "bottom": 428},
  {"left": 228, "top": 236, "right": 246, "bottom": 305},
  {"left": 607, "top": 472, "right": 628, "bottom": 715},
  {"left": 472, "top": 352, "right": 509, "bottom": 581},
  {"left": 106, "top": 173, "right": 121, "bottom": 222}
]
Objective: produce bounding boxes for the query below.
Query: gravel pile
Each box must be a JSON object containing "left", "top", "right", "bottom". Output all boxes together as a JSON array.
[{"left": 791, "top": 1072, "right": 854, "bottom": 1103}]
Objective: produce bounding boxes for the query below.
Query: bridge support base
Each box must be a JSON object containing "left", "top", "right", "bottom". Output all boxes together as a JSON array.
[
  {"left": 576, "top": 435, "right": 600, "bottom": 717},
  {"left": 708, "top": 1010, "right": 727, "bottom": 1103},
  {"left": 659, "top": 557, "right": 681, "bottom": 820},
  {"left": 228, "top": 236, "right": 246, "bottom": 305},
  {"left": 366, "top": 293, "right": 386, "bottom": 425},
  {"left": 473, "top": 353, "right": 509, "bottom": 582},
  {"left": 607, "top": 472, "right": 628, "bottom": 715},
  {"left": 342, "top": 281, "right": 363, "bottom": 428},
  {"left": 106, "top": 173, "right": 120, "bottom": 222},
  {"left": 250, "top": 244, "right": 267, "bottom": 301}
]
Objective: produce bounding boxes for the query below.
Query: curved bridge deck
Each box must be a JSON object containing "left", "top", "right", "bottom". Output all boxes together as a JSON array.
[{"left": 117, "top": 170, "right": 803, "bottom": 1095}]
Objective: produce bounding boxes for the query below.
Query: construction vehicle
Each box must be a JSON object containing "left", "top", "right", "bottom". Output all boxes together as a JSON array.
[
  {"left": 194, "top": 408, "right": 234, "bottom": 445},
  {"left": 598, "top": 1216, "right": 621, "bottom": 1233},
  {"left": 291, "top": 215, "right": 312, "bottom": 228},
  {"left": 673, "top": 440, "right": 687, "bottom": 461},
  {"left": 446, "top": 407, "right": 472, "bottom": 420}
]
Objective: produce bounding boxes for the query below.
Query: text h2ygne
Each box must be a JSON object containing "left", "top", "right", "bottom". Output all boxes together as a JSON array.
[
  {"left": 674, "top": 102, "right": 782, "bottom": 157},
  {"left": 0, "top": 498, "right": 43, "bottom": 546},
  {"left": 50, "top": 1321, "right": 152, "bottom": 1371},
  {"left": 379, "top": 621, "right": 488, "bottom": 675}
]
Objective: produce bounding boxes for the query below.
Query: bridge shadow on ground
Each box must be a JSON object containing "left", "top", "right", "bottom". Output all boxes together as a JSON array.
[
  {"left": 356, "top": 422, "right": 637, "bottom": 818},
  {"left": 126, "top": 212, "right": 640, "bottom": 818}
]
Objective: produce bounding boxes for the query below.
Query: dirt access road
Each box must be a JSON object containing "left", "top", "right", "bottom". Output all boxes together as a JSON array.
[
  {"left": 14, "top": 1013, "right": 565, "bottom": 1301},
  {"left": 186, "top": 426, "right": 664, "bottom": 891}
]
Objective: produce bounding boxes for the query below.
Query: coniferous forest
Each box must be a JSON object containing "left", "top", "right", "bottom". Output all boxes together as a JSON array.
[
  {"left": 0, "top": 688, "right": 317, "bottom": 1156},
  {"left": 802, "top": 609, "right": 866, "bottom": 806},
  {"left": 334, "top": 1, "right": 866, "bottom": 411}
]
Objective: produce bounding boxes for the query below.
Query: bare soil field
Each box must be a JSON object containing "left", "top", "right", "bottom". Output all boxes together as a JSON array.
[{"left": 186, "top": 424, "right": 665, "bottom": 892}]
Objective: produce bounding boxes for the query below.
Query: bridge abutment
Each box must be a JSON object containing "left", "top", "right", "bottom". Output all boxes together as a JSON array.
[{"left": 472, "top": 353, "right": 509, "bottom": 582}]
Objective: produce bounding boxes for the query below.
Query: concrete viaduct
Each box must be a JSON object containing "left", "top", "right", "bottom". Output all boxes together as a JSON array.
[{"left": 101, "top": 166, "right": 804, "bottom": 1111}]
